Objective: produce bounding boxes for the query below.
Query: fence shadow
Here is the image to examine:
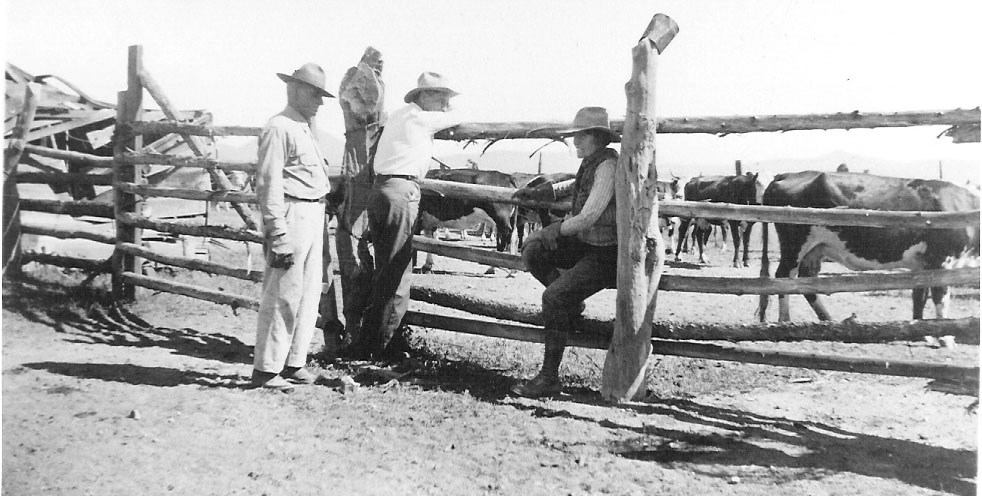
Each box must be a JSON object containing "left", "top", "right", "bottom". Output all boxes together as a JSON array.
[
  {"left": 21, "top": 361, "right": 244, "bottom": 389},
  {"left": 505, "top": 396, "right": 977, "bottom": 496},
  {"left": 3, "top": 275, "right": 252, "bottom": 365}
]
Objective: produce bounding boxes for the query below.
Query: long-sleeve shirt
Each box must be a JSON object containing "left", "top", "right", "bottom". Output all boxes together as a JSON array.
[
  {"left": 558, "top": 158, "right": 616, "bottom": 244},
  {"left": 372, "top": 102, "right": 462, "bottom": 179},
  {"left": 256, "top": 105, "right": 330, "bottom": 238}
]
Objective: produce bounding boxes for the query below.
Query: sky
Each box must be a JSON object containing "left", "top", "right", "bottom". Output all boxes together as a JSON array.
[{"left": 4, "top": 0, "right": 981, "bottom": 182}]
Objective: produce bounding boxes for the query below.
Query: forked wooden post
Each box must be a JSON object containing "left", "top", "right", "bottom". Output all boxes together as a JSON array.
[
  {"left": 2, "top": 83, "right": 41, "bottom": 277},
  {"left": 602, "top": 13, "right": 679, "bottom": 402},
  {"left": 112, "top": 45, "right": 145, "bottom": 300}
]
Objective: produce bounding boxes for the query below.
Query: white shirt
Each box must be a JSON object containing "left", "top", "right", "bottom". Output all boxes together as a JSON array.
[{"left": 372, "top": 102, "right": 462, "bottom": 178}]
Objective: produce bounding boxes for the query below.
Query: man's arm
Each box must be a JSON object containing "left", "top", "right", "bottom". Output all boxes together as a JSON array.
[
  {"left": 559, "top": 160, "right": 615, "bottom": 236},
  {"left": 255, "top": 125, "right": 289, "bottom": 241}
]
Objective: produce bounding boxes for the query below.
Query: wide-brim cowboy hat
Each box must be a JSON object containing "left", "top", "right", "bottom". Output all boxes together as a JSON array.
[
  {"left": 404, "top": 71, "right": 460, "bottom": 103},
  {"left": 277, "top": 63, "right": 335, "bottom": 98},
  {"left": 555, "top": 106, "right": 614, "bottom": 138}
]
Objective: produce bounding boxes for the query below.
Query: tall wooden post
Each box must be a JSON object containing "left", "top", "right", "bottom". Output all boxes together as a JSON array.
[
  {"left": 2, "top": 83, "right": 41, "bottom": 277},
  {"left": 113, "top": 45, "right": 145, "bottom": 300},
  {"left": 602, "top": 13, "right": 678, "bottom": 402}
]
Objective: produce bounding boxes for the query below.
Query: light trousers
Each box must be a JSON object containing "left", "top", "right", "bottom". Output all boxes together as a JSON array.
[{"left": 254, "top": 199, "right": 325, "bottom": 373}]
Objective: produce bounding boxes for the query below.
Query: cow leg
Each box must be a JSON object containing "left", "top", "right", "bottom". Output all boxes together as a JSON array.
[
  {"left": 674, "top": 218, "right": 692, "bottom": 262},
  {"left": 728, "top": 220, "right": 742, "bottom": 268},
  {"left": 774, "top": 256, "right": 800, "bottom": 322},
  {"left": 695, "top": 220, "right": 711, "bottom": 264},
  {"left": 798, "top": 249, "right": 832, "bottom": 321},
  {"left": 741, "top": 221, "right": 754, "bottom": 267},
  {"left": 931, "top": 286, "right": 950, "bottom": 319},
  {"left": 911, "top": 288, "right": 929, "bottom": 320},
  {"left": 420, "top": 228, "right": 437, "bottom": 273}
]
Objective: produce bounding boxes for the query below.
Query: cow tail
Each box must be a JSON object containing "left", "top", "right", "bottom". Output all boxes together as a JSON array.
[{"left": 755, "top": 221, "right": 770, "bottom": 321}]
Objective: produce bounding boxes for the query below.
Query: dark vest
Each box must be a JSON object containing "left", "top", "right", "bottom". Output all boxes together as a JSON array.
[{"left": 570, "top": 147, "right": 618, "bottom": 246}]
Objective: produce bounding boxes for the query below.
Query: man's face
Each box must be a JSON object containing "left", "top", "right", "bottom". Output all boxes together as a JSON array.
[
  {"left": 290, "top": 83, "right": 324, "bottom": 120},
  {"left": 417, "top": 90, "right": 451, "bottom": 112},
  {"left": 572, "top": 131, "right": 598, "bottom": 158}
]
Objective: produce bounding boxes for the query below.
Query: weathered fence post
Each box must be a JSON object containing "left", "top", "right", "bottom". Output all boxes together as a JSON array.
[
  {"left": 112, "top": 45, "right": 145, "bottom": 300},
  {"left": 2, "top": 83, "right": 41, "bottom": 277},
  {"left": 601, "top": 13, "right": 679, "bottom": 402}
]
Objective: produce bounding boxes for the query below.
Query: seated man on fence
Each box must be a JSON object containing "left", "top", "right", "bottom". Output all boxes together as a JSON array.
[{"left": 510, "top": 106, "right": 619, "bottom": 398}]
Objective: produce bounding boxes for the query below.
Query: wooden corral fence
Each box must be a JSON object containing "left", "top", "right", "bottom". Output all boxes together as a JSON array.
[{"left": 4, "top": 41, "right": 980, "bottom": 392}]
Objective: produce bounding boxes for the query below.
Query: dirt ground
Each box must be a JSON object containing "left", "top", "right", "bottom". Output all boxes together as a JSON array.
[{"left": 2, "top": 232, "right": 979, "bottom": 495}]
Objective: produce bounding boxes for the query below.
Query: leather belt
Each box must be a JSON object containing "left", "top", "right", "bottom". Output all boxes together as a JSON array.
[
  {"left": 285, "top": 195, "right": 325, "bottom": 203},
  {"left": 374, "top": 174, "right": 418, "bottom": 182}
]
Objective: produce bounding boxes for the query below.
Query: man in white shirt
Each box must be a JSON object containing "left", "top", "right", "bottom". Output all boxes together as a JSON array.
[
  {"left": 354, "top": 72, "right": 462, "bottom": 360},
  {"left": 252, "top": 63, "right": 334, "bottom": 390}
]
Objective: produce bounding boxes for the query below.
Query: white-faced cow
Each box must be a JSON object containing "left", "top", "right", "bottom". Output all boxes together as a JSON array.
[
  {"left": 416, "top": 168, "right": 517, "bottom": 273},
  {"left": 674, "top": 173, "right": 763, "bottom": 267},
  {"left": 760, "top": 170, "right": 979, "bottom": 321}
]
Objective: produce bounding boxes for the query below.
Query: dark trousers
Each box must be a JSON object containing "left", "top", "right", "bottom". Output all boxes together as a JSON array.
[
  {"left": 522, "top": 234, "right": 618, "bottom": 333},
  {"left": 360, "top": 177, "right": 420, "bottom": 353},
  {"left": 334, "top": 173, "right": 375, "bottom": 342}
]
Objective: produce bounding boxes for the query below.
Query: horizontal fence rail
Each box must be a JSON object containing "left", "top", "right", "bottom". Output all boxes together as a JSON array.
[
  {"left": 19, "top": 199, "right": 115, "bottom": 219},
  {"left": 116, "top": 212, "right": 263, "bottom": 244}
]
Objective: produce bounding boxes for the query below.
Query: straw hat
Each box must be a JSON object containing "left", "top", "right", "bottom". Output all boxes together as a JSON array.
[
  {"left": 556, "top": 107, "right": 614, "bottom": 138},
  {"left": 404, "top": 72, "right": 460, "bottom": 103},
  {"left": 277, "top": 63, "right": 335, "bottom": 98}
]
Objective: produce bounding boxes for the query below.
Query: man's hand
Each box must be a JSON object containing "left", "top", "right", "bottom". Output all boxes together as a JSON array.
[
  {"left": 269, "top": 252, "right": 294, "bottom": 270},
  {"left": 268, "top": 233, "right": 294, "bottom": 270},
  {"left": 527, "top": 221, "right": 564, "bottom": 251}
]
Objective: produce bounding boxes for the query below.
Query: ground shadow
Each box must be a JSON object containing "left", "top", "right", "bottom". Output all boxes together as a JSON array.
[
  {"left": 21, "top": 361, "right": 245, "bottom": 389},
  {"left": 507, "top": 395, "right": 977, "bottom": 496},
  {"left": 3, "top": 276, "right": 252, "bottom": 365}
]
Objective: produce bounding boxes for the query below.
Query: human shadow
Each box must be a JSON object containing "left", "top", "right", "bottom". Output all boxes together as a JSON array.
[
  {"left": 21, "top": 361, "right": 245, "bottom": 389},
  {"left": 505, "top": 395, "right": 977, "bottom": 496},
  {"left": 3, "top": 275, "right": 252, "bottom": 365}
]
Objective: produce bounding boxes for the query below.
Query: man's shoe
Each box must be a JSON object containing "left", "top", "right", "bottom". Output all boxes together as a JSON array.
[
  {"left": 510, "top": 374, "right": 562, "bottom": 398},
  {"left": 283, "top": 367, "right": 316, "bottom": 385},
  {"left": 251, "top": 370, "right": 295, "bottom": 391}
]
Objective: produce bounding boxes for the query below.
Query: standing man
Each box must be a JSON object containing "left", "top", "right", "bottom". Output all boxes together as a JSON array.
[
  {"left": 328, "top": 47, "right": 386, "bottom": 356},
  {"left": 355, "top": 72, "right": 462, "bottom": 361},
  {"left": 252, "top": 63, "right": 335, "bottom": 389},
  {"left": 511, "top": 107, "right": 620, "bottom": 398}
]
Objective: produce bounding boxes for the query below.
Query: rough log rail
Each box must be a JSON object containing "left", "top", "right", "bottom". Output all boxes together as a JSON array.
[
  {"left": 122, "top": 272, "right": 258, "bottom": 311},
  {"left": 15, "top": 172, "right": 113, "bottom": 186},
  {"left": 116, "top": 182, "right": 257, "bottom": 204},
  {"left": 120, "top": 152, "right": 255, "bottom": 172},
  {"left": 21, "top": 223, "right": 115, "bottom": 245},
  {"left": 435, "top": 108, "right": 982, "bottom": 141},
  {"left": 413, "top": 239, "right": 979, "bottom": 293},
  {"left": 122, "top": 121, "right": 261, "bottom": 138},
  {"left": 21, "top": 144, "right": 114, "bottom": 166},
  {"left": 116, "top": 242, "right": 262, "bottom": 282},
  {"left": 403, "top": 311, "right": 978, "bottom": 381},
  {"left": 20, "top": 252, "right": 112, "bottom": 273},
  {"left": 19, "top": 199, "right": 115, "bottom": 219},
  {"left": 408, "top": 286, "right": 980, "bottom": 344},
  {"left": 116, "top": 212, "right": 263, "bottom": 244}
]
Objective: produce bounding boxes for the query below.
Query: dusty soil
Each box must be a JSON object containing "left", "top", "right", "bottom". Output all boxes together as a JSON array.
[{"left": 2, "top": 232, "right": 979, "bottom": 495}]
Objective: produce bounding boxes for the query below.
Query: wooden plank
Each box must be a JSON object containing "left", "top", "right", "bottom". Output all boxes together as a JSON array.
[
  {"left": 116, "top": 242, "right": 262, "bottom": 282},
  {"left": 116, "top": 212, "right": 263, "bottom": 244},
  {"left": 119, "top": 152, "right": 255, "bottom": 172},
  {"left": 15, "top": 171, "right": 113, "bottom": 186},
  {"left": 20, "top": 251, "right": 112, "bottom": 273},
  {"left": 404, "top": 309, "right": 978, "bottom": 381},
  {"left": 22, "top": 144, "right": 114, "bottom": 165},
  {"left": 122, "top": 272, "right": 259, "bottom": 310},
  {"left": 19, "top": 198, "right": 115, "bottom": 218},
  {"left": 22, "top": 109, "right": 115, "bottom": 142},
  {"left": 409, "top": 284, "right": 981, "bottom": 344},
  {"left": 604, "top": 13, "right": 678, "bottom": 402},
  {"left": 124, "top": 120, "right": 261, "bottom": 138},
  {"left": 116, "top": 181, "right": 257, "bottom": 204},
  {"left": 664, "top": 268, "right": 980, "bottom": 295},
  {"left": 412, "top": 235, "right": 525, "bottom": 271},
  {"left": 21, "top": 222, "right": 115, "bottom": 245},
  {"left": 436, "top": 108, "right": 982, "bottom": 141}
]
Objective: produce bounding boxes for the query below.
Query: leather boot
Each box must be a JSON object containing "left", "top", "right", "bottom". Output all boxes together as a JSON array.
[{"left": 511, "top": 331, "right": 567, "bottom": 398}]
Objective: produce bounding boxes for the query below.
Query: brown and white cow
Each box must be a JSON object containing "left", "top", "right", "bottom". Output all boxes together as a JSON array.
[
  {"left": 416, "top": 168, "right": 518, "bottom": 273},
  {"left": 674, "top": 173, "right": 763, "bottom": 267},
  {"left": 759, "top": 170, "right": 979, "bottom": 321}
]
